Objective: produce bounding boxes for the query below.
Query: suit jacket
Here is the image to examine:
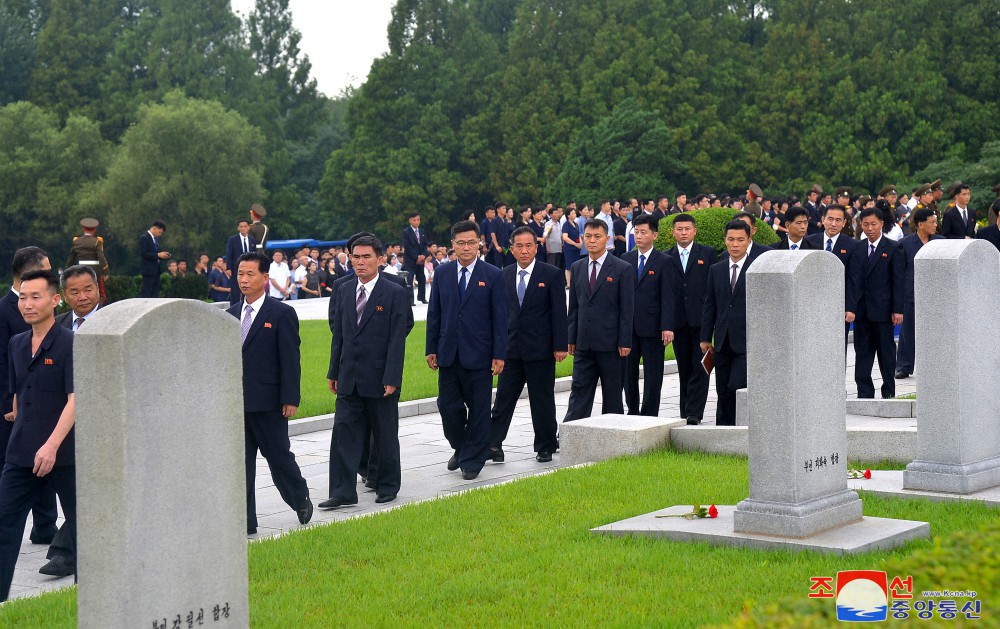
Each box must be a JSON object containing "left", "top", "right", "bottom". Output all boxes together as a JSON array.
[
  {"left": 701, "top": 256, "right": 754, "bottom": 354},
  {"left": 746, "top": 241, "right": 772, "bottom": 261},
  {"left": 666, "top": 243, "right": 717, "bottom": 329},
  {"left": 502, "top": 262, "right": 567, "bottom": 361},
  {"left": 402, "top": 226, "right": 429, "bottom": 267},
  {"left": 227, "top": 296, "right": 300, "bottom": 413},
  {"left": 805, "top": 233, "right": 857, "bottom": 266},
  {"left": 899, "top": 233, "right": 944, "bottom": 303},
  {"left": 940, "top": 206, "right": 976, "bottom": 239},
  {"left": 139, "top": 232, "right": 161, "bottom": 277},
  {"left": 226, "top": 233, "right": 258, "bottom": 274},
  {"left": 328, "top": 277, "right": 412, "bottom": 397},
  {"left": 804, "top": 201, "right": 823, "bottom": 234},
  {"left": 0, "top": 290, "right": 29, "bottom": 414},
  {"left": 328, "top": 270, "right": 411, "bottom": 333},
  {"left": 772, "top": 237, "right": 818, "bottom": 251},
  {"left": 623, "top": 248, "right": 676, "bottom": 337},
  {"left": 55, "top": 305, "right": 100, "bottom": 330},
  {"left": 567, "top": 254, "right": 634, "bottom": 352},
  {"left": 845, "top": 237, "right": 905, "bottom": 321},
  {"left": 425, "top": 260, "right": 507, "bottom": 369},
  {"left": 975, "top": 223, "right": 1000, "bottom": 252}
]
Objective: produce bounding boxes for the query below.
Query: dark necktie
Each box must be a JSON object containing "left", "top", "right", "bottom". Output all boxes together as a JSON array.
[
  {"left": 637, "top": 253, "right": 645, "bottom": 282},
  {"left": 459, "top": 267, "right": 468, "bottom": 300},
  {"left": 589, "top": 260, "right": 597, "bottom": 293},
  {"left": 517, "top": 270, "right": 527, "bottom": 306},
  {"left": 790, "top": 243, "right": 798, "bottom": 251},
  {"left": 869, "top": 243, "right": 876, "bottom": 261},
  {"left": 356, "top": 285, "right": 366, "bottom": 324},
  {"left": 826, "top": 238, "right": 833, "bottom": 252},
  {"left": 730, "top": 263, "right": 738, "bottom": 291},
  {"left": 74, "top": 317, "right": 84, "bottom": 331},
  {"left": 242, "top": 237, "right": 248, "bottom": 253}
]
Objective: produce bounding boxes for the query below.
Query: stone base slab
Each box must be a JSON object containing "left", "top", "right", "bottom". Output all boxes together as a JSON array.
[
  {"left": 850, "top": 470, "right": 1000, "bottom": 506},
  {"left": 592, "top": 505, "right": 929, "bottom": 555},
  {"left": 560, "top": 414, "right": 685, "bottom": 466},
  {"left": 904, "top": 456, "right": 1000, "bottom": 494},
  {"left": 734, "top": 490, "right": 862, "bottom": 538}
]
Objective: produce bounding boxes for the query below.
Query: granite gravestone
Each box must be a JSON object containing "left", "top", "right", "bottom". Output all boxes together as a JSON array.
[
  {"left": 904, "top": 239, "right": 1000, "bottom": 494},
  {"left": 75, "top": 300, "right": 249, "bottom": 629},
  {"left": 733, "top": 250, "right": 862, "bottom": 537}
]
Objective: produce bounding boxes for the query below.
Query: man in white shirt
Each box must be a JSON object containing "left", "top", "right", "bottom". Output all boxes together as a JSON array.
[
  {"left": 597, "top": 200, "right": 615, "bottom": 252},
  {"left": 268, "top": 251, "right": 291, "bottom": 300}
]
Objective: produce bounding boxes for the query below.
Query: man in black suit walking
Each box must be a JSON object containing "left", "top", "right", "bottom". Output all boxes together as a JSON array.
[
  {"left": 666, "top": 215, "right": 716, "bottom": 425},
  {"left": 772, "top": 207, "right": 817, "bottom": 250},
  {"left": 895, "top": 208, "right": 943, "bottom": 379},
  {"left": 700, "top": 220, "right": 756, "bottom": 426},
  {"left": 225, "top": 219, "right": 257, "bottom": 305},
  {"left": 564, "top": 219, "right": 635, "bottom": 421},
  {"left": 806, "top": 204, "right": 858, "bottom": 349},
  {"left": 622, "top": 214, "right": 675, "bottom": 416},
  {"left": 139, "top": 220, "right": 169, "bottom": 298},
  {"left": 401, "top": 212, "right": 430, "bottom": 304},
  {"left": 321, "top": 236, "right": 412, "bottom": 508},
  {"left": 228, "top": 252, "right": 312, "bottom": 534},
  {"left": 940, "top": 184, "right": 976, "bottom": 239},
  {"left": 488, "top": 226, "right": 567, "bottom": 463},
  {"left": 732, "top": 212, "right": 773, "bottom": 260},
  {"left": 845, "top": 208, "right": 905, "bottom": 399}
]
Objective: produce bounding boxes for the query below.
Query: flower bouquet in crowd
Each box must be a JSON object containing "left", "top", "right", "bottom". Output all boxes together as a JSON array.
[
  {"left": 657, "top": 504, "right": 718, "bottom": 520},
  {"left": 848, "top": 467, "right": 872, "bottom": 480}
]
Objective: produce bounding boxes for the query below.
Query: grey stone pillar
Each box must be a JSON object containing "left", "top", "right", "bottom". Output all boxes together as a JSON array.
[
  {"left": 75, "top": 300, "right": 249, "bottom": 628},
  {"left": 904, "top": 240, "right": 1000, "bottom": 493},
  {"left": 734, "top": 250, "right": 862, "bottom": 537}
]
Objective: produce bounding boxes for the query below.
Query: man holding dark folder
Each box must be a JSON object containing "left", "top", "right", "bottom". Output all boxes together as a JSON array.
[{"left": 700, "top": 220, "right": 755, "bottom": 426}]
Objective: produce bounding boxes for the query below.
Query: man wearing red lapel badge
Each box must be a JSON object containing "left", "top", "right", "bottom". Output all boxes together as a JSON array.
[{"left": 229, "top": 252, "right": 311, "bottom": 535}]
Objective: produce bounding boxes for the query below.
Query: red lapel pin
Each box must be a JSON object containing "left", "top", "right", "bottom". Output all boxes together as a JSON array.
[
  {"left": 44, "top": 358, "right": 54, "bottom": 365},
  {"left": 264, "top": 322, "right": 272, "bottom": 328}
]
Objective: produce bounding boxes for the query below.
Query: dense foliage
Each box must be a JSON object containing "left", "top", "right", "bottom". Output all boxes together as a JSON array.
[{"left": 654, "top": 208, "right": 780, "bottom": 253}]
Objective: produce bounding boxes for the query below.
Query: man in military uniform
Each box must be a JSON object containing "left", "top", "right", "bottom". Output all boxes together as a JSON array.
[
  {"left": 910, "top": 183, "right": 935, "bottom": 233},
  {"left": 248, "top": 203, "right": 270, "bottom": 251},
  {"left": 66, "top": 218, "right": 109, "bottom": 302},
  {"left": 835, "top": 187, "right": 854, "bottom": 238},
  {"left": 927, "top": 179, "right": 943, "bottom": 215},
  {"left": 878, "top": 185, "right": 905, "bottom": 235}
]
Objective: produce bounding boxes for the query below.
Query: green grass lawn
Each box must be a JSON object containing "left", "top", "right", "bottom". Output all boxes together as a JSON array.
[
  {"left": 3, "top": 450, "right": 994, "bottom": 628},
  {"left": 298, "top": 320, "right": 675, "bottom": 419}
]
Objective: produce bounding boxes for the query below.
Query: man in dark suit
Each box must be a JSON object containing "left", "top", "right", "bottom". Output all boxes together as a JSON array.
[
  {"left": 666, "top": 215, "right": 716, "bottom": 425},
  {"left": 772, "top": 207, "right": 817, "bottom": 250},
  {"left": 564, "top": 219, "right": 635, "bottom": 421},
  {"left": 732, "top": 212, "right": 773, "bottom": 260},
  {"left": 845, "top": 208, "right": 905, "bottom": 399},
  {"left": 940, "top": 184, "right": 976, "bottom": 239},
  {"left": 225, "top": 219, "right": 257, "bottom": 305},
  {"left": 895, "top": 209, "right": 943, "bottom": 379},
  {"left": 0, "top": 247, "right": 58, "bottom": 545},
  {"left": 0, "top": 270, "right": 76, "bottom": 601},
  {"left": 321, "top": 236, "right": 412, "bottom": 508},
  {"left": 622, "top": 214, "right": 675, "bottom": 416},
  {"left": 806, "top": 204, "right": 858, "bottom": 349},
  {"left": 975, "top": 215, "right": 1000, "bottom": 252},
  {"left": 139, "top": 220, "right": 169, "bottom": 298},
  {"left": 228, "top": 252, "right": 312, "bottom": 535},
  {"left": 426, "top": 220, "right": 507, "bottom": 480},
  {"left": 488, "top": 227, "right": 567, "bottom": 463},
  {"left": 804, "top": 184, "right": 824, "bottom": 235},
  {"left": 401, "top": 212, "right": 430, "bottom": 304},
  {"left": 700, "top": 220, "right": 756, "bottom": 426}
]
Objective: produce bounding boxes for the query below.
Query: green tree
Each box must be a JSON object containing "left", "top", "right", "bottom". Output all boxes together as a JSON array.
[{"left": 0, "top": 1, "right": 36, "bottom": 105}]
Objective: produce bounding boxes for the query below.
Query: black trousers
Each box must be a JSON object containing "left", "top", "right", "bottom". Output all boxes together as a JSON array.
[
  {"left": 0, "top": 423, "right": 57, "bottom": 541},
  {"left": 329, "top": 390, "right": 401, "bottom": 501},
  {"left": 140, "top": 273, "right": 159, "bottom": 298},
  {"left": 854, "top": 318, "right": 896, "bottom": 399},
  {"left": 0, "top": 464, "right": 76, "bottom": 601},
  {"left": 564, "top": 348, "right": 624, "bottom": 421},
  {"left": 405, "top": 263, "right": 426, "bottom": 302},
  {"left": 714, "top": 337, "right": 746, "bottom": 426},
  {"left": 624, "top": 334, "right": 665, "bottom": 416},
  {"left": 437, "top": 366, "right": 492, "bottom": 473},
  {"left": 490, "top": 357, "right": 557, "bottom": 453},
  {"left": 673, "top": 325, "right": 709, "bottom": 420},
  {"left": 895, "top": 302, "right": 916, "bottom": 375},
  {"left": 244, "top": 411, "right": 308, "bottom": 530}
]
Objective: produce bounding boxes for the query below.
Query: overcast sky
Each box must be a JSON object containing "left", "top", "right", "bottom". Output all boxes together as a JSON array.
[{"left": 230, "top": 0, "right": 395, "bottom": 98}]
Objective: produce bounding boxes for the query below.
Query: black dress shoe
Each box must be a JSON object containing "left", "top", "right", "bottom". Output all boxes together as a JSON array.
[
  {"left": 317, "top": 497, "right": 358, "bottom": 509},
  {"left": 894, "top": 370, "right": 909, "bottom": 379},
  {"left": 30, "top": 532, "right": 56, "bottom": 545},
  {"left": 38, "top": 555, "right": 74, "bottom": 577},
  {"left": 536, "top": 451, "right": 553, "bottom": 463},
  {"left": 297, "top": 497, "right": 314, "bottom": 525},
  {"left": 364, "top": 478, "right": 377, "bottom": 491},
  {"left": 447, "top": 453, "right": 460, "bottom": 471},
  {"left": 461, "top": 469, "right": 479, "bottom": 480},
  {"left": 375, "top": 494, "right": 396, "bottom": 504},
  {"left": 686, "top": 416, "right": 702, "bottom": 425},
  {"left": 488, "top": 447, "right": 504, "bottom": 463}
]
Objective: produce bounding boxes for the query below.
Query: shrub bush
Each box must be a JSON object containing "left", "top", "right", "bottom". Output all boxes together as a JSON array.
[
  {"left": 162, "top": 273, "right": 209, "bottom": 299},
  {"left": 654, "top": 207, "right": 779, "bottom": 252},
  {"left": 103, "top": 275, "right": 141, "bottom": 303}
]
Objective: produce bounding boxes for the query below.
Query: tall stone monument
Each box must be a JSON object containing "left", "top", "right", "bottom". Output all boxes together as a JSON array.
[
  {"left": 75, "top": 300, "right": 249, "bottom": 628},
  {"left": 904, "top": 239, "right": 1000, "bottom": 493},
  {"left": 733, "top": 250, "right": 862, "bottom": 536}
]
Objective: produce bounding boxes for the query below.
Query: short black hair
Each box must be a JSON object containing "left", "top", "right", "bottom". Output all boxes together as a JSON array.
[
  {"left": 857, "top": 207, "right": 882, "bottom": 223},
  {"left": 237, "top": 219, "right": 249, "bottom": 226},
  {"left": 11, "top": 246, "right": 48, "bottom": 280},
  {"left": 632, "top": 213, "right": 659, "bottom": 232},
  {"left": 19, "top": 269, "right": 59, "bottom": 293},
  {"left": 584, "top": 218, "right": 609, "bottom": 234},
  {"left": 152, "top": 220, "right": 167, "bottom": 230},
  {"left": 351, "top": 235, "right": 383, "bottom": 257},
  {"left": 451, "top": 220, "right": 480, "bottom": 240},
  {"left": 408, "top": 212, "right": 420, "bottom": 219},
  {"left": 912, "top": 208, "right": 936, "bottom": 226},
  {"left": 510, "top": 226, "right": 536, "bottom": 242},
  {"left": 347, "top": 231, "right": 381, "bottom": 253},
  {"left": 672, "top": 213, "right": 696, "bottom": 226},
  {"left": 821, "top": 204, "right": 847, "bottom": 218},
  {"left": 784, "top": 207, "right": 810, "bottom": 224},
  {"left": 724, "top": 220, "right": 752, "bottom": 237},
  {"left": 484, "top": 205, "right": 495, "bottom": 213},
  {"left": 731, "top": 211, "right": 757, "bottom": 224},
  {"left": 60, "top": 265, "right": 98, "bottom": 287},
  {"left": 238, "top": 251, "right": 269, "bottom": 272}
]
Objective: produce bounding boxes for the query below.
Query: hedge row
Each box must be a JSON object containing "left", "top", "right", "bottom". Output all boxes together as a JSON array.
[
  {"left": 654, "top": 207, "right": 780, "bottom": 253},
  {"left": 104, "top": 273, "right": 210, "bottom": 303}
]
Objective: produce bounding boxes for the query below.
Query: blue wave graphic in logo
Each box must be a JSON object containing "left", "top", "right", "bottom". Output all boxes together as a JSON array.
[{"left": 836, "top": 604, "right": 888, "bottom": 622}]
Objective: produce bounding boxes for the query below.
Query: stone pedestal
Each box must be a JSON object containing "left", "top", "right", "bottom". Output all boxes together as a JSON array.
[
  {"left": 904, "top": 240, "right": 1000, "bottom": 494},
  {"left": 75, "top": 300, "right": 249, "bottom": 629},
  {"left": 734, "top": 251, "right": 861, "bottom": 537}
]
